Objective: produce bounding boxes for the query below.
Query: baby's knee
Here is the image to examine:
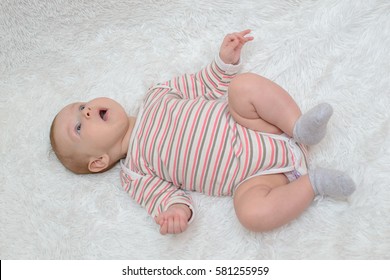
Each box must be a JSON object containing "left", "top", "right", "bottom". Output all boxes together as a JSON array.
[
  {"left": 228, "top": 73, "right": 261, "bottom": 98},
  {"left": 228, "top": 73, "right": 270, "bottom": 111},
  {"left": 235, "top": 203, "right": 275, "bottom": 232},
  {"left": 228, "top": 73, "right": 260, "bottom": 115}
]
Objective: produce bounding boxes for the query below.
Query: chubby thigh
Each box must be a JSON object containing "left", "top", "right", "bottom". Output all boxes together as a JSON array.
[
  {"left": 233, "top": 173, "right": 314, "bottom": 232},
  {"left": 227, "top": 72, "right": 300, "bottom": 136}
]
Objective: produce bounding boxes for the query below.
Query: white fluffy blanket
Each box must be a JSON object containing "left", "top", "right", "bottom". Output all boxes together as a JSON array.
[{"left": 1, "top": 0, "right": 390, "bottom": 259}]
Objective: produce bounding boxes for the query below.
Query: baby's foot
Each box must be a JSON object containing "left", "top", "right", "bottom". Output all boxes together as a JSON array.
[
  {"left": 293, "top": 103, "right": 333, "bottom": 145},
  {"left": 309, "top": 168, "right": 356, "bottom": 199}
]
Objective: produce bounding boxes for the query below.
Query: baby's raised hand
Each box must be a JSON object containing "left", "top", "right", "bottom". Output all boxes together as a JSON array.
[
  {"left": 219, "top": 29, "right": 254, "bottom": 65},
  {"left": 154, "top": 204, "right": 192, "bottom": 235}
]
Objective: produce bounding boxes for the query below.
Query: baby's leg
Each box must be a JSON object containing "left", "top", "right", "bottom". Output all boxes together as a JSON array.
[
  {"left": 234, "top": 174, "right": 314, "bottom": 232},
  {"left": 228, "top": 73, "right": 301, "bottom": 135},
  {"left": 234, "top": 170, "right": 355, "bottom": 232},
  {"left": 228, "top": 73, "right": 333, "bottom": 145}
]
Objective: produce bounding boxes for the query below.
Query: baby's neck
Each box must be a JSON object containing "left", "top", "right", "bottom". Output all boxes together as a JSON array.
[{"left": 120, "top": 116, "right": 137, "bottom": 159}]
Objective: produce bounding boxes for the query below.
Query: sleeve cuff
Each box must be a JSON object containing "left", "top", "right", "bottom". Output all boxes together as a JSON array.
[
  {"left": 187, "top": 204, "right": 195, "bottom": 224},
  {"left": 215, "top": 54, "right": 242, "bottom": 75}
]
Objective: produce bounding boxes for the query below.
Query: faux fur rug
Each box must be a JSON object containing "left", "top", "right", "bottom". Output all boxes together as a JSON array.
[{"left": 1, "top": 0, "right": 390, "bottom": 259}]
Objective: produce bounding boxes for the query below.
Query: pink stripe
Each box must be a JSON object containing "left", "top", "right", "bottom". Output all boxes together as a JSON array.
[
  {"left": 160, "top": 189, "right": 177, "bottom": 208},
  {"left": 190, "top": 74, "right": 196, "bottom": 99},
  {"left": 210, "top": 64, "right": 221, "bottom": 81},
  {"left": 172, "top": 101, "right": 197, "bottom": 185},
  {"left": 208, "top": 121, "right": 229, "bottom": 196},
  {"left": 130, "top": 174, "right": 143, "bottom": 198},
  {"left": 217, "top": 147, "right": 233, "bottom": 195},
  {"left": 147, "top": 183, "right": 171, "bottom": 214},
  {"left": 120, "top": 171, "right": 130, "bottom": 192},
  {"left": 265, "top": 138, "right": 276, "bottom": 170},
  {"left": 162, "top": 99, "right": 181, "bottom": 164},
  {"left": 143, "top": 102, "right": 163, "bottom": 170},
  {"left": 254, "top": 133, "right": 263, "bottom": 171},
  {"left": 196, "top": 71, "right": 205, "bottom": 96},
  {"left": 291, "top": 144, "right": 296, "bottom": 167},
  {"left": 154, "top": 98, "right": 176, "bottom": 176},
  {"left": 197, "top": 105, "right": 224, "bottom": 195},
  {"left": 279, "top": 140, "right": 286, "bottom": 168},
  {"left": 213, "top": 88, "right": 225, "bottom": 98},
  {"left": 146, "top": 96, "right": 170, "bottom": 163},
  {"left": 139, "top": 88, "right": 169, "bottom": 171},
  {"left": 131, "top": 184, "right": 136, "bottom": 198},
  {"left": 230, "top": 121, "right": 242, "bottom": 157},
  {"left": 190, "top": 104, "right": 214, "bottom": 193},
  {"left": 137, "top": 177, "right": 153, "bottom": 204},
  {"left": 204, "top": 66, "right": 218, "bottom": 89},
  {"left": 200, "top": 71, "right": 206, "bottom": 96},
  {"left": 214, "top": 62, "right": 226, "bottom": 75},
  {"left": 181, "top": 75, "right": 187, "bottom": 98},
  {"left": 161, "top": 190, "right": 191, "bottom": 209},
  {"left": 181, "top": 100, "right": 206, "bottom": 190},
  {"left": 174, "top": 76, "right": 179, "bottom": 91},
  {"left": 164, "top": 101, "right": 187, "bottom": 185},
  {"left": 239, "top": 126, "right": 250, "bottom": 181},
  {"left": 226, "top": 158, "right": 240, "bottom": 195}
]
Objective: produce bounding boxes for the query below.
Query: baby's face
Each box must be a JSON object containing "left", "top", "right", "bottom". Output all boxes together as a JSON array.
[{"left": 53, "top": 97, "right": 130, "bottom": 163}]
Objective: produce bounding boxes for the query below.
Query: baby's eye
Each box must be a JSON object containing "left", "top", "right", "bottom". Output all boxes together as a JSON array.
[
  {"left": 75, "top": 123, "right": 81, "bottom": 134},
  {"left": 79, "top": 105, "right": 85, "bottom": 111}
]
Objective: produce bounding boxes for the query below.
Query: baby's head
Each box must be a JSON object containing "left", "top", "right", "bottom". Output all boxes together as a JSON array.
[{"left": 50, "top": 97, "right": 131, "bottom": 174}]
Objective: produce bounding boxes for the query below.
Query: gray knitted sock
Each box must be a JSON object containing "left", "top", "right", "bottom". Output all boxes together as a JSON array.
[
  {"left": 309, "top": 168, "right": 356, "bottom": 199},
  {"left": 293, "top": 103, "right": 333, "bottom": 145}
]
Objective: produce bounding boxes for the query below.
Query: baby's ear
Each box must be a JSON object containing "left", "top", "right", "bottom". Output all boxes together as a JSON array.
[{"left": 88, "top": 154, "right": 110, "bottom": 173}]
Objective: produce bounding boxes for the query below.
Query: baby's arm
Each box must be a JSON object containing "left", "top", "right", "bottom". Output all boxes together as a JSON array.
[
  {"left": 155, "top": 204, "right": 192, "bottom": 235},
  {"left": 153, "top": 30, "right": 253, "bottom": 101},
  {"left": 121, "top": 173, "right": 194, "bottom": 234}
]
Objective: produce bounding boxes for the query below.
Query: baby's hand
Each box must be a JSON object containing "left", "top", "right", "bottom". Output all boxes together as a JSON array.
[
  {"left": 154, "top": 204, "right": 192, "bottom": 235},
  {"left": 219, "top": 29, "right": 254, "bottom": 65}
]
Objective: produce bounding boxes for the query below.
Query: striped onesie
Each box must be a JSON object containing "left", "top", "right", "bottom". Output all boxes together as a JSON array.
[{"left": 120, "top": 55, "right": 308, "bottom": 220}]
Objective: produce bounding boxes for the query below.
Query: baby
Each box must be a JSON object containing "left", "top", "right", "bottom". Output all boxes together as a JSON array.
[{"left": 50, "top": 30, "right": 355, "bottom": 235}]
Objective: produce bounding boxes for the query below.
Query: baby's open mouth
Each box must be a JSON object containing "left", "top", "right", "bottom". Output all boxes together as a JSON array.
[{"left": 99, "top": 109, "right": 108, "bottom": 121}]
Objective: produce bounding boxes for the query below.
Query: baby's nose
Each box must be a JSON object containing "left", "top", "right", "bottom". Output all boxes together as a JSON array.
[{"left": 83, "top": 107, "right": 92, "bottom": 118}]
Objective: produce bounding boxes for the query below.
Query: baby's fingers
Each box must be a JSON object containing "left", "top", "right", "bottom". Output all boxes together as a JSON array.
[
  {"left": 167, "top": 216, "right": 188, "bottom": 234},
  {"left": 234, "top": 30, "right": 254, "bottom": 43},
  {"left": 162, "top": 223, "right": 169, "bottom": 235},
  {"left": 179, "top": 217, "right": 188, "bottom": 233},
  {"left": 238, "top": 29, "right": 252, "bottom": 37},
  {"left": 154, "top": 213, "right": 165, "bottom": 225}
]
